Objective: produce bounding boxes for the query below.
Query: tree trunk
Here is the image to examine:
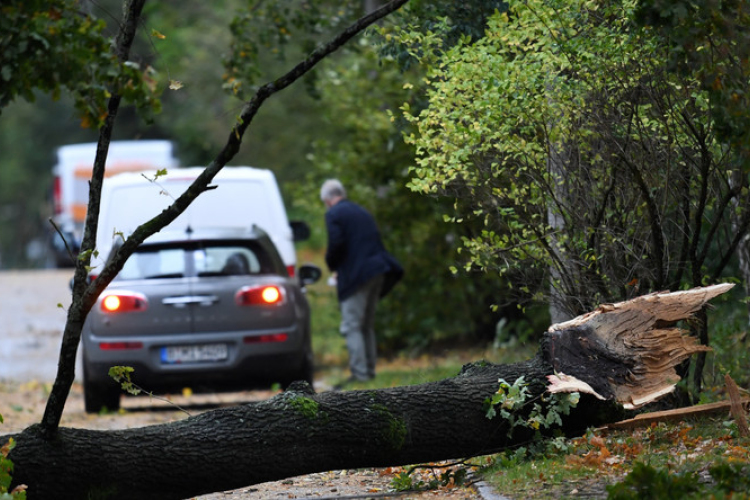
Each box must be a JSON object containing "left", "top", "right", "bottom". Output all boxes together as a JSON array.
[{"left": 4, "top": 284, "right": 731, "bottom": 500}]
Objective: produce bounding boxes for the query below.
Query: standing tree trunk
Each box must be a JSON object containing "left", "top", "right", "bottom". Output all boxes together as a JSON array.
[
  {"left": 42, "top": 0, "right": 147, "bottom": 439},
  {"left": 730, "top": 169, "right": 750, "bottom": 327},
  {"left": 546, "top": 140, "right": 573, "bottom": 324},
  {"left": 5, "top": 285, "right": 731, "bottom": 500}
]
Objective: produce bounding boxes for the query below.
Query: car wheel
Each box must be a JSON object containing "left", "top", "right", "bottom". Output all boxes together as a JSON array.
[
  {"left": 83, "top": 364, "right": 121, "bottom": 413},
  {"left": 299, "top": 349, "right": 314, "bottom": 385},
  {"left": 294, "top": 345, "right": 315, "bottom": 386}
]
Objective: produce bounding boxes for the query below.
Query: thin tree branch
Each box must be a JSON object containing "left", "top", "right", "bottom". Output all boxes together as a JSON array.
[{"left": 40, "top": 0, "right": 147, "bottom": 439}]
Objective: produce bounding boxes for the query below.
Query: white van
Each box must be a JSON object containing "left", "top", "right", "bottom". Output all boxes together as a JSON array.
[
  {"left": 92, "top": 166, "right": 308, "bottom": 276},
  {"left": 50, "top": 140, "right": 179, "bottom": 266}
]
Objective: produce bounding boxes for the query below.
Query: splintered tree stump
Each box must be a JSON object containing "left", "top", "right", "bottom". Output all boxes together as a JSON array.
[
  {"left": 4, "top": 284, "right": 733, "bottom": 500},
  {"left": 544, "top": 284, "right": 732, "bottom": 409}
]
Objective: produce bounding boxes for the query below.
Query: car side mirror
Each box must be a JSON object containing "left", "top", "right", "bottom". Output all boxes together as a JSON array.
[
  {"left": 298, "top": 264, "right": 322, "bottom": 286},
  {"left": 290, "top": 220, "right": 311, "bottom": 242}
]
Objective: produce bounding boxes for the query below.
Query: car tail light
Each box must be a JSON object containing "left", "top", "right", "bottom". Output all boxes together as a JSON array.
[
  {"left": 286, "top": 265, "right": 295, "bottom": 277},
  {"left": 53, "top": 176, "right": 62, "bottom": 215},
  {"left": 235, "top": 285, "right": 286, "bottom": 306},
  {"left": 99, "top": 342, "right": 144, "bottom": 350},
  {"left": 243, "top": 333, "right": 288, "bottom": 344},
  {"left": 100, "top": 292, "right": 148, "bottom": 313}
]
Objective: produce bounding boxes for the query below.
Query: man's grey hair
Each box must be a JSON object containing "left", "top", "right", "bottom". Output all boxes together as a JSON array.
[{"left": 320, "top": 179, "right": 346, "bottom": 202}]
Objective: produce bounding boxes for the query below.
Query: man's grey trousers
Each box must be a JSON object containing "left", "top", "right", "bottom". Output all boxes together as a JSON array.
[{"left": 339, "top": 274, "right": 384, "bottom": 381}]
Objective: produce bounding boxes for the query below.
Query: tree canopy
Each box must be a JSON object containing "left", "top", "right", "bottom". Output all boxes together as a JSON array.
[{"left": 399, "top": 0, "right": 749, "bottom": 317}]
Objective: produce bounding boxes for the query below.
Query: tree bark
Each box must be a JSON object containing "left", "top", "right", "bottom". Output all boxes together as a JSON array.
[{"left": 4, "top": 284, "right": 731, "bottom": 500}]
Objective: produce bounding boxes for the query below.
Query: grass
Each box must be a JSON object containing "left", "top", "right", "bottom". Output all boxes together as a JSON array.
[{"left": 482, "top": 416, "right": 750, "bottom": 499}]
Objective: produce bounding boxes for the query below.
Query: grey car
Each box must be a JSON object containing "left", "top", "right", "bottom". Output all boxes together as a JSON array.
[{"left": 81, "top": 226, "right": 321, "bottom": 413}]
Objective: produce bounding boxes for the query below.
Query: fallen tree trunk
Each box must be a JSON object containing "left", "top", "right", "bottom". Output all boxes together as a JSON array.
[{"left": 4, "top": 284, "right": 732, "bottom": 499}]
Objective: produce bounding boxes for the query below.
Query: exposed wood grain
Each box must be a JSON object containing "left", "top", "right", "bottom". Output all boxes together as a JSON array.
[
  {"left": 725, "top": 374, "right": 750, "bottom": 437},
  {"left": 545, "top": 284, "right": 733, "bottom": 409}
]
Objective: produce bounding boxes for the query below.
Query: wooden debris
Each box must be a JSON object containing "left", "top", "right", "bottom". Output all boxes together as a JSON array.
[
  {"left": 725, "top": 374, "right": 750, "bottom": 437},
  {"left": 606, "top": 398, "right": 750, "bottom": 430}
]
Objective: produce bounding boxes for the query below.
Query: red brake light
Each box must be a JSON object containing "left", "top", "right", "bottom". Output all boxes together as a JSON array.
[
  {"left": 243, "top": 333, "right": 288, "bottom": 344},
  {"left": 99, "top": 342, "right": 144, "bottom": 350},
  {"left": 100, "top": 292, "right": 148, "bottom": 313},
  {"left": 286, "top": 265, "right": 295, "bottom": 277},
  {"left": 53, "top": 176, "right": 62, "bottom": 215},
  {"left": 235, "top": 285, "right": 285, "bottom": 306}
]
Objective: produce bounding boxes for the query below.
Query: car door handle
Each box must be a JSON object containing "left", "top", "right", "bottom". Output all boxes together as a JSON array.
[{"left": 162, "top": 295, "right": 219, "bottom": 308}]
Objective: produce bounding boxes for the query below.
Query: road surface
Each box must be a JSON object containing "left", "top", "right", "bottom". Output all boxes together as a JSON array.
[{"left": 0, "top": 269, "right": 77, "bottom": 382}]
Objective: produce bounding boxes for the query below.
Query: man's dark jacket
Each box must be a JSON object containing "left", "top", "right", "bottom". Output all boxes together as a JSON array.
[{"left": 324, "top": 199, "right": 403, "bottom": 301}]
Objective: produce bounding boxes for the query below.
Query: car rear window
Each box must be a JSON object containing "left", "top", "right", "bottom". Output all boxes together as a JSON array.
[{"left": 116, "top": 240, "right": 280, "bottom": 280}]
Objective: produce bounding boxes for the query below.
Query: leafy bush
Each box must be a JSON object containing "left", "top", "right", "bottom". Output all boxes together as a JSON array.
[{"left": 606, "top": 462, "right": 700, "bottom": 499}]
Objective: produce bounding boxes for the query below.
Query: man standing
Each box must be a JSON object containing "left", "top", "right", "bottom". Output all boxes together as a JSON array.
[{"left": 320, "top": 179, "right": 403, "bottom": 386}]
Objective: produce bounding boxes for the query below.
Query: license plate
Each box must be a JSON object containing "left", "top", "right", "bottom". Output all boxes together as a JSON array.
[{"left": 161, "top": 344, "right": 228, "bottom": 364}]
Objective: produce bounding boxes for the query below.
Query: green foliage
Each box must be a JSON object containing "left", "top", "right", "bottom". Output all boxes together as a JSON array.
[
  {"left": 1, "top": 414, "right": 26, "bottom": 499},
  {"left": 280, "top": 0, "right": 539, "bottom": 350},
  {"left": 0, "top": 0, "right": 161, "bottom": 127},
  {"left": 138, "top": 0, "right": 330, "bottom": 175},
  {"left": 399, "top": 0, "right": 750, "bottom": 319},
  {"left": 224, "top": 0, "right": 362, "bottom": 97},
  {"left": 391, "top": 470, "right": 422, "bottom": 492},
  {"left": 634, "top": 0, "right": 750, "bottom": 154},
  {"left": 484, "top": 377, "right": 580, "bottom": 440},
  {"left": 709, "top": 462, "right": 750, "bottom": 493},
  {"left": 108, "top": 366, "right": 142, "bottom": 396},
  {"left": 484, "top": 377, "right": 532, "bottom": 422},
  {"left": 107, "top": 366, "right": 191, "bottom": 415},
  {"left": 606, "top": 462, "right": 700, "bottom": 499},
  {"left": 379, "top": 1, "right": 510, "bottom": 71}
]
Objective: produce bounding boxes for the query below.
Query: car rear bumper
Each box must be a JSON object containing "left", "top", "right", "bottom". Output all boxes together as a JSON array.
[
  {"left": 82, "top": 327, "right": 310, "bottom": 391},
  {"left": 84, "top": 352, "right": 309, "bottom": 392}
]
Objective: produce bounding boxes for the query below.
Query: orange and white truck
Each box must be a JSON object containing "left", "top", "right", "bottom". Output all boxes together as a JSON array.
[{"left": 49, "top": 140, "right": 179, "bottom": 267}]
